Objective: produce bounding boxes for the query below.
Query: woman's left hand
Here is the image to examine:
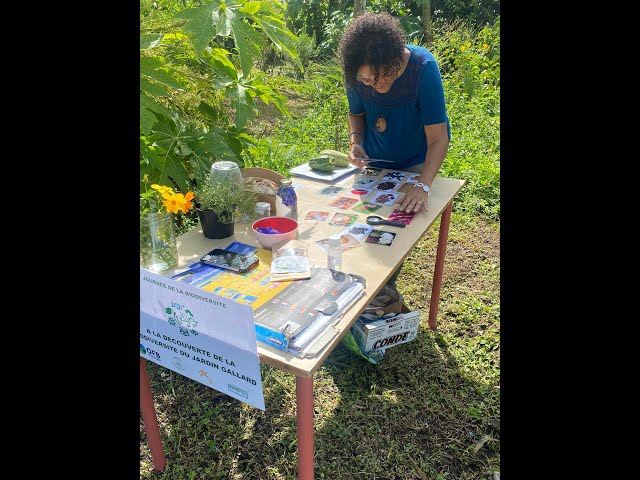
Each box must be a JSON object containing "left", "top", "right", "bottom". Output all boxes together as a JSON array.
[{"left": 396, "top": 186, "right": 429, "bottom": 213}]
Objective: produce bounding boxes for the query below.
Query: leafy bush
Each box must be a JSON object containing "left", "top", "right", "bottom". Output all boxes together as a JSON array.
[
  {"left": 429, "top": 17, "right": 500, "bottom": 101},
  {"left": 140, "top": 0, "right": 301, "bottom": 196}
]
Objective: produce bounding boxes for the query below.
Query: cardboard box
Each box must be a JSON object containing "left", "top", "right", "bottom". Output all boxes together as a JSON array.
[
  {"left": 351, "top": 310, "right": 420, "bottom": 354},
  {"left": 241, "top": 167, "right": 285, "bottom": 216}
]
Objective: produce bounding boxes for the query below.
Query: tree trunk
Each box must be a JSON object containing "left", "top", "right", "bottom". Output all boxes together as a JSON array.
[
  {"left": 421, "top": 0, "right": 432, "bottom": 44},
  {"left": 354, "top": 0, "right": 366, "bottom": 18}
]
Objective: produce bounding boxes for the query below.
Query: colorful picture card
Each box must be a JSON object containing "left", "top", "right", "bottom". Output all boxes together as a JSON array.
[
  {"left": 318, "top": 185, "right": 344, "bottom": 197},
  {"left": 339, "top": 223, "right": 374, "bottom": 240},
  {"left": 382, "top": 171, "right": 407, "bottom": 182},
  {"left": 352, "top": 202, "right": 382, "bottom": 213},
  {"left": 404, "top": 173, "right": 421, "bottom": 184},
  {"left": 370, "top": 192, "right": 402, "bottom": 206},
  {"left": 353, "top": 177, "right": 377, "bottom": 187},
  {"left": 361, "top": 166, "right": 382, "bottom": 177},
  {"left": 365, "top": 230, "right": 397, "bottom": 246},
  {"left": 328, "top": 212, "right": 359, "bottom": 227},
  {"left": 349, "top": 187, "right": 373, "bottom": 197},
  {"left": 328, "top": 196, "right": 359, "bottom": 210},
  {"left": 316, "top": 234, "right": 362, "bottom": 253},
  {"left": 372, "top": 180, "right": 401, "bottom": 192},
  {"left": 388, "top": 208, "right": 416, "bottom": 225},
  {"left": 304, "top": 210, "right": 330, "bottom": 223}
]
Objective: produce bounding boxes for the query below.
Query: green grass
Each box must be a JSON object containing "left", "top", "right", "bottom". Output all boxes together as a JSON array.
[{"left": 143, "top": 36, "right": 500, "bottom": 478}]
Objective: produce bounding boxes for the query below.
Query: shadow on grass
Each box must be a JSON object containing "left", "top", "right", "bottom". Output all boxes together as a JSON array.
[
  {"left": 313, "top": 322, "right": 500, "bottom": 479},
  {"left": 140, "top": 360, "right": 300, "bottom": 479}
]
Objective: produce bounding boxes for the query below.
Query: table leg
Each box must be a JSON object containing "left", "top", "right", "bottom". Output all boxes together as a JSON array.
[
  {"left": 140, "top": 357, "right": 167, "bottom": 472},
  {"left": 428, "top": 201, "right": 453, "bottom": 330},
  {"left": 296, "top": 375, "right": 314, "bottom": 480}
]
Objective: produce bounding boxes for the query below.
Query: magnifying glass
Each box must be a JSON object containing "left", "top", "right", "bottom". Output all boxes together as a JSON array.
[{"left": 366, "top": 215, "right": 406, "bottom": 228}]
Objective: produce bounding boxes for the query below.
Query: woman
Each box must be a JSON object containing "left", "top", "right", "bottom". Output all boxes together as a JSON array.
[{"left": 337, "top": 11, "right": 450, "bottom": 216}]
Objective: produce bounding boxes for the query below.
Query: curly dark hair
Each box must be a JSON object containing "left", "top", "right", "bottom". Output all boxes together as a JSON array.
[{"left": 338, "top": 12, "right": 407, "bottom": 87}]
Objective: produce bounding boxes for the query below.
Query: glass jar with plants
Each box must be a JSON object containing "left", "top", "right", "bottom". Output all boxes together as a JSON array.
[
  {"left": 140, "top": 179, "right": 195, "bottom": 272},
  {"left": 194, "top": 178, "right": 257, "bottom": 239}
]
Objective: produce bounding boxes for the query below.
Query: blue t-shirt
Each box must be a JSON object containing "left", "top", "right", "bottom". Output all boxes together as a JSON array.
[{"left": 346, "top": 44, "right": 450, "bottom": 170}]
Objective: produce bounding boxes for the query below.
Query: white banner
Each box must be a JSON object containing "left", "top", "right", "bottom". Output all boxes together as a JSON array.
[{"left": 140, "top": 269, "right": 265, "bottom": 410}]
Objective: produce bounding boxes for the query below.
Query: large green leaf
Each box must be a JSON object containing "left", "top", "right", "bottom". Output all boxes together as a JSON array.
[
  {"left": 200, "top": 47, "right": 238, "bottom": 88},
  {"left": 212, "top": 2, "right": 234, "bottom": 37},
  {"left": 242, "top": 0, "right": 286, "bottom": 14},
  {"left": 140, "top": 94, "right": 170, "bottom": 135},
  {"left": 140, "top": 137, "right": 190, "bottom": 192},
  {"left": 140, "top": 139, "right": 168, "bottom": 173},
  {"left": 140, "top": 33, "right": 163, "bottom": 49},
  {"left": 148, "top": 113, "right": 199, "bottom": 154},
  {"left": 255, "top": 15, "right": 302, "bottom": 71},
  {"left": 140, "top": 57, "right": 183, "bottom": 89},
  {"left": 231, "top": 17, "right": 264, "bottom": 76},
  {"left": 176, "top": 1, "right": 221, "bottom": 55},
  {"left": 140, "top": 77, "right": 169, "bottom": 97},
  {"left": 188, "top": 129, "right": 242, "bottom": 180},
  {"left": 199, "top": 128, "right": 243, "bottom": 162},
  {"left": 226, "top": 82, "right": 255, "bottom": 130},
  {"left": 249, "top": 80, "right": 288, "bottom": 116}
]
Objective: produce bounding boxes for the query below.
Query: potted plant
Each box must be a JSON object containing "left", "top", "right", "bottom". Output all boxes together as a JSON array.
[{"left": 193, "top": 178, "right": 257, "bottom": 239}]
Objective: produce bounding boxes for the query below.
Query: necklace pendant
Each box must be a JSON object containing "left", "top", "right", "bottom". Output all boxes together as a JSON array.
[{"left": 376, "top": 115, "right": 387, "bottom": 133}]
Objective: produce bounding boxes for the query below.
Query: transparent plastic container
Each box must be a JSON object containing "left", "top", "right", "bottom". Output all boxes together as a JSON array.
[
  {"left": 210, "top": 161, "right": 243, "bottom": 188},
  {"left": 255, "top": 201, "right": 271, "bottom": 218},
  {"left": 327, "top": 235, "right": 342, "bottom": 271}
]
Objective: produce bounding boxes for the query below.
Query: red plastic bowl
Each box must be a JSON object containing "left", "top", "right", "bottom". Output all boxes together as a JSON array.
[{"left": 252, "top": 216, "right": 299, "bottom": 250}]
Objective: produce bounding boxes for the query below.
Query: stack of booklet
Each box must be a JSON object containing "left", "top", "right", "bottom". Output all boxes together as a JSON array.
[{"left": 170, "top": 241, "right": 365, "bottom": 357}]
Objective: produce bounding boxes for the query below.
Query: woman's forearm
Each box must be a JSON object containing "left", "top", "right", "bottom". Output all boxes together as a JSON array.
[
  {"left": 419, "top": 138, "right": 448, "bottom": 186},
  {"left": 348, "top": 114, "right": 366, "bottom": 146}
]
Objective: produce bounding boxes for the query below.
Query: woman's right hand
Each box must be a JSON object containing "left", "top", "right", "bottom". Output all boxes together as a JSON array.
[{"left": 349, "top": 144, "right": 369, "bottom": 168}]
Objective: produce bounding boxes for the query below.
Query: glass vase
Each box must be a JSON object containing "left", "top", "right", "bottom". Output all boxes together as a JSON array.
[{"left": 140, "top": 212, "right": 179, "bottom": 272}]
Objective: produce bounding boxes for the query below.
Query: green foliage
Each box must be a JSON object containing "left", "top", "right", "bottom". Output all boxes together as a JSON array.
[
  {"left": 193, "top": 178, "right": 257, "bottom": 224},
  {"left": 429, "top": 17, "right": 500, "bottom": 100},
  {"left": 317, "top": 9, "right": 351, "bottom": 58},
  {"left": 433, "top": 0, "right": 500, "bottom": 27},
  {"left": 140, "top": 0, "right": 301, "bottom": 199},
  {"left": 244, "top": 137, "right": 301, "bottom": 173},
  {"left": 295, "top": 32, "right": 320, "bottom": 76},
  {"left": 442, "top": 91, "right": 500, "bottom": 220}
]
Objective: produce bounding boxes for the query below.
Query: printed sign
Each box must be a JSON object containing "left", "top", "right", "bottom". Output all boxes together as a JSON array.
[{"left": 140, "top": 269, "right": 265, "bottom": 410}]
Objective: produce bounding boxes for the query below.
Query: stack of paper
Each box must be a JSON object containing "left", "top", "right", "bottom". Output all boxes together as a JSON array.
[{"left": 290, "top": 162, "right": 359, "bottom": 183}]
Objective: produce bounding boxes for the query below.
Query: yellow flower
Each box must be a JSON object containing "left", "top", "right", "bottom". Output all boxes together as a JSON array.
[
  {"left": 460, "top": 45, "right": 466, "bottom": 52},
  {"left": 162, "top": 193, "right": 182, "bottom": 214},
  {"left": 151, "top": 184, "right": 175, "bottom": 195},
  {"left": 143, "top": 183, "right": 193, "bottom": 215},
  {"left": 181, "top": 191, "right": 195, "bottom": 214},
  {"left": 483, "top": 43, "right": 489, "bottom": 50}
]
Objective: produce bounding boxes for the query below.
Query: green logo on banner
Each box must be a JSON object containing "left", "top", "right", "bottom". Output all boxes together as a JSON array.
[{"left": 165, "top": 302, "right": 199, "bottom": 337}]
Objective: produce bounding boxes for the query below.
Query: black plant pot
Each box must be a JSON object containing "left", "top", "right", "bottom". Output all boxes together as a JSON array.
[{"left": 196, "top": 208, "right": 234, "bottom": 239}]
